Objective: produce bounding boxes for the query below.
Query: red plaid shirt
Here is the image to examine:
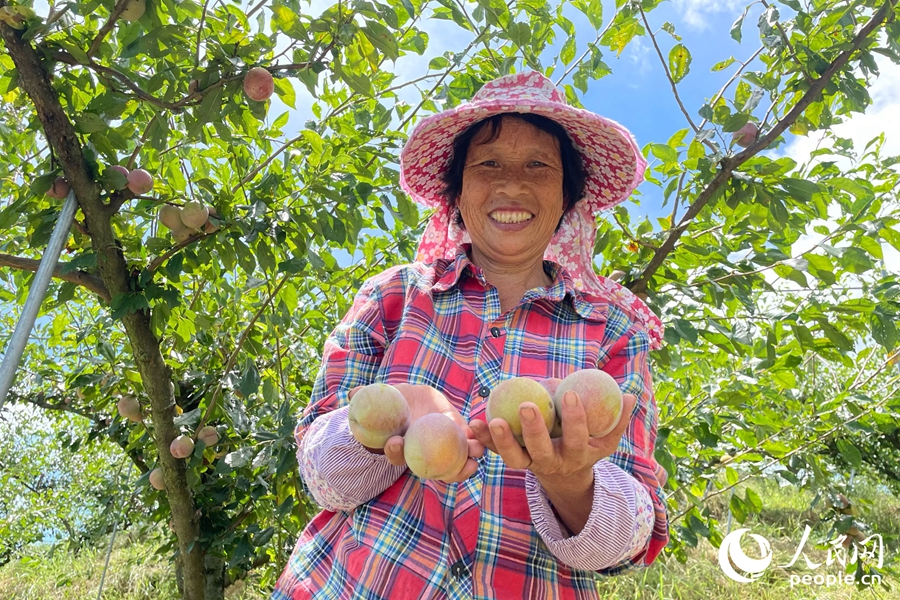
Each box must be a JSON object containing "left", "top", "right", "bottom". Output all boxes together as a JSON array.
[{"left": 274, "top": 248, "right": 668, "bottom": 599}]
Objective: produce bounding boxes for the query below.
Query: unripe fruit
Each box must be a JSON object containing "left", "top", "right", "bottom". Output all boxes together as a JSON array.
[
  {"left": 120, "top": 0, "right": 146, "bottom": 21},
  {"left": 180, "top": 201, "right": 209, "bottom": 230},
  {"left": 47, "top": 176, "right": 70, "bottom": 199},
  {"left": 486, "top": 377, "right": 556, "bottom": 446},
  {"left": 608, "top": 270, "right": 626, "bottom": 282},
  {"left": 117, "top": 395, "right": 143, "bottom": 422},
  {"left": 173, "top": 229, "right": 193, "bottom": 244},
  {"left": 159, "top": 205, "right": 185, "bottom": 230},
  {"left": 170, "top": 434, "right": 195, "bottom": 459},
  {"left": 733, "top": 122, "right": 758, "bottom": 148},
  {"left": 243, "top": 67, "right": 275, "bottom": 102},
  {"left": 127, "top": 168, "right": 154, "bottom": 194},
  {"left": 403, "top": 413, "right": 468, "bottom": 480},
  {"left": 149, "top": 468, "right": 165, "bottom": 490},
  {"left": 555, "top": 370, "right": 624, "bottom": 438},
  {"left": 197, "top": 425, "right": 219, "bottom": 447},
  {"left": 348, "top": 383, "right": 411, "bottom": 449}
]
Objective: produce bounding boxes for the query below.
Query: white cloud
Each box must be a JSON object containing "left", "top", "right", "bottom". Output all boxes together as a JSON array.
[{"left": 671, "top": 0, "right": 744, "bottom": 30}]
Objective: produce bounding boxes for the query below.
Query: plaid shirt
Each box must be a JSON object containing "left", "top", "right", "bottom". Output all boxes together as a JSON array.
[{"left": 274, "top": 248, "right": 669, "bottom": 599}]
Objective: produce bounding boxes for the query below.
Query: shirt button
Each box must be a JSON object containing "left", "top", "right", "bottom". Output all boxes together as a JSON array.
[
  {"left": 490, "top": 326, "right": 502, "bottom": 337},
  {"left": 478, "top": 386, "right": 490, "bottom": 398},
  {"left": 450, "top": 560, "right": 468, "bottom": 579}
]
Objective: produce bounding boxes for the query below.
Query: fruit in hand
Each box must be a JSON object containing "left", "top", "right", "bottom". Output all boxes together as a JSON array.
[
  {"left": 149, "top": 468, "right": 165, "bottom": 490},
  {"left": 348, "top": 383, "right": 411, "bottom": 449},
  {"left": 127, "top": 168, "right": 154, "bottom": 194},
  {"left": 733, "top": 122, "right": 758, "bottom": 148},
  {"left": 555, "top": 369, "right": 623, "bottom": 438},
  {"left": 116, "top": 395, "right": 143, "bottom": 422},
  {"left": 180, "top": 200, "right": 209, "bottom": 230},
  {"left": 403, "top": 413, "right": 468, "bottom": 480},
  {"left": 120, "top": 0, "right": 146, "bottom": 21},
  {"left": 538, "top": 378, "right": 564, "bottom": 438},
  {"left": 486, "top": 377, "right": 556, "bottom": 446},
  {"left": 243, "top": 67, "right": 275, "bottom": 102},
  {"left": 197, "top": 425, "right": 219, "bottom": 447},
  {"left": 170, "top": 435, "right": 195, "bottom": 459},
  {"left": 46, "top": 176, "right": 70, "bottom": 199}
]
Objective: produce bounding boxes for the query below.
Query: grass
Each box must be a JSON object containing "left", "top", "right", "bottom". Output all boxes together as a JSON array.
[{"left": 2, "top": 478, "right": 898, "bottom": 599}]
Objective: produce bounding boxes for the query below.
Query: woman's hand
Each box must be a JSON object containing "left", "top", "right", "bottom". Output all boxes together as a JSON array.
[
  {"left": 469, "top": 391, "right": 636, "bottom": 488},
  {"left": 348, "top": 383, "right": 485, "bottom": 483}
]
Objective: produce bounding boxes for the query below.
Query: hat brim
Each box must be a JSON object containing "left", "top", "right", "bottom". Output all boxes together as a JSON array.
[{"left": 399, "top": 99, "right": 647, "bottom": 212}]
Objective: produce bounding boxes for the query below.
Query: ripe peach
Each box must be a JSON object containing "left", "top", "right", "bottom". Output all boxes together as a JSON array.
[
  {"left": 403, "top": 413, "right": 468, "bottom": 480},
  {"left": 348, "top": 383, "right": 411, "bottom": 449},
  {"left": 116, "top": 395, "right": 143, "bottom": 422},
  {"left": 120, "top": 0, "right": 146, "bottom": 21},
  {"left": 486, "top": 377, "right": 556, "bottom": 446},
  {"left": 180, "top": 201, "right": 209, "bottom": 230},
  {"left": 202, "top": 206, "right": 221, "bottom": 233},
  {"left": 733, "top": 122, "right": 758, "bottom": 148},
  {"left": 47, "top": 176, "right": 70, "bottom": 199},
  {"left": 243, "top": 67, "right": 274, "bottom": 102},
  {"left": 539, "top": 378, "right": 565, "bottom": 438},
  {"left": 149, "top": 467, "right": 165, "bottom": 490},
  {"left": 170, "top": 434, "right": 195, "bottom": 459},
  {"left": 197, "top": 425, "right": 219, "bottom": 447},
  {"left": 127, "top": 168, "right": 154, "bottom": 194},
  {"left": 555, "top": 369, "right": 623, "bottom": 438}
]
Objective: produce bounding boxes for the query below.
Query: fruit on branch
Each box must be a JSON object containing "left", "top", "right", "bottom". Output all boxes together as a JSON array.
[
  {"left": 149, "top": 467, "right": 166, "bottom": 490},
  {"left": 197, "top": 426, "right": 219, "bottom": 447},
  {"left": 172, "top": 229, "right": 193, "bottom": 244},
  {"left": 106, "top": 165, "right": 130, "bottom": 190},
  {"left": 486, "top": 377, "right": 556, "bottom": 446},
  {"left": 733, "top": 122, "right": 758, "bottom": 148},
  {"left": 555, "top": 369, "right": 623, "bottom": 438},
  {"left": 46, "top": 176, "right": 70, "bottom": 199},
  {"left": 403, "top": 413, "right": 468, "bottom": 480},
  {"left": 180, "top": 200, "right": 209, "bottom": 230},
  {"left": 127, "top": 168, "right": 154, "bottom": 194},
  {"left": 159, "top": 205, "right": 185, "bottom": 230},
  {"left": 348, "top": 383, "right": 411, "bottom": 449},
  {"left": 608, "top": 270, "right": 626, "bottom": 282},
  {"left": 120, "top": 0, "right": 146, "bottom": 22},
  {"left": 170, "top": 434, "right": 195, "bottom": 459},
  {"left": 202, "top": 206, "right": 220, "bottom": 233},
  {"left": 116, "top": 395, "right": 143, "bottom": 422},
  {"left": 243, "top": 67, "right": 275, "bottom": 102}
]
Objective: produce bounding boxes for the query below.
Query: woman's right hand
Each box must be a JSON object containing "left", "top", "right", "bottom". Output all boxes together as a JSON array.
[{"left": 348, "top": 383, "right": 484, "bottom": 483}]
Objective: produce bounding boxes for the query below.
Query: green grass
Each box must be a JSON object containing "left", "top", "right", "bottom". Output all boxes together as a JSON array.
[{"left": 2, "top": 478, "right": 898, "bottom": 599}]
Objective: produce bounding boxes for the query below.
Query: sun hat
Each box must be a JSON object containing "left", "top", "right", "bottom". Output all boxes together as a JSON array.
[{"left": 399, "top": 71, "right": 663, "bottom": 349}]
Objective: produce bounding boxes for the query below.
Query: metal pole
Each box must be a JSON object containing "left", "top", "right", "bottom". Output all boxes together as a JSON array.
[{"left": 0, "top": 189, "right": 79, "bottom": 408}]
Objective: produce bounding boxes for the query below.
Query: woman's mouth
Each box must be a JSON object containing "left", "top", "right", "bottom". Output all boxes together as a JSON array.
[{"left": 489, "top": 210, "right": 534, "bottom": 224}]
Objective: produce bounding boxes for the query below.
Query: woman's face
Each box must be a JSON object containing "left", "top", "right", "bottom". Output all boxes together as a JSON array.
[{"left": 457, "top": 116, "right": 565, "bottom": 271}]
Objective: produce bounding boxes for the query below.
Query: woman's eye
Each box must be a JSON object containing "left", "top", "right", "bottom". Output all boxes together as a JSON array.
[
  {"left": 481, "top": 160, "right": 498, "bottom": 166},
  {"left": 529, "top": 161, "right": 546, "bottom": 167}
]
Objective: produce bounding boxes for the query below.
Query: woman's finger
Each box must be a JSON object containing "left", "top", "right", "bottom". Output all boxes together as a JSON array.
[{"left": 382, "top": 435, "right": 406, "bottom": 467}]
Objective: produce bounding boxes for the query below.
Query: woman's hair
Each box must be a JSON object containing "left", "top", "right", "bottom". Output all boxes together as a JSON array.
[{"left": 439, "top": 113, "right": 587, "bottom": 231}]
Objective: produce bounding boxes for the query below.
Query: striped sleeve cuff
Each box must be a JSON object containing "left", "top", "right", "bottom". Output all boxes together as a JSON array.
[
  {"left": 526, "top": 461, "right": 655, "bottom": 571},
  {"left": 297, "top": 406, "right": 407, "bottom": 512}
]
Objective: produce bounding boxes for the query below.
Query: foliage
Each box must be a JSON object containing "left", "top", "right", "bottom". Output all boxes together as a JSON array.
[{"left": 1, "top": 0, "right": 899, "bottom": 597}]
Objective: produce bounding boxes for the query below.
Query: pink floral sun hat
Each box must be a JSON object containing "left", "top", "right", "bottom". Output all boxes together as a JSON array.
[{"left": 399, "top": 71, "right": 663, "bottom": 349}]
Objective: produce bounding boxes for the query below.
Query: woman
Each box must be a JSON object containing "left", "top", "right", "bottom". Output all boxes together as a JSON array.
[{"left": 273, "top": 71, "right": 668, "bottom": 600}]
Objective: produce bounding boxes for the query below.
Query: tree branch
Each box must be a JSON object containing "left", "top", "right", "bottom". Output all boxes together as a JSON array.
[
  {"left": 630, "top": 0, "right": 896, "bottom": 295},
  {"left": 0, "top": 252, "right": 110, "bottom": 302}
]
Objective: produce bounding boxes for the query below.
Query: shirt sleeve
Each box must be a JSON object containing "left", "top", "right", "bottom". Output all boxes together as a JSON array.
[
  {"left": 294, "top": 274, "right": 406, "bottom": 512},
  {"left": 526, "top": 461, "right": 655, "bottom": 571},
  {"left": 592, "top": 322, "right": 670, "bottom": 574}
]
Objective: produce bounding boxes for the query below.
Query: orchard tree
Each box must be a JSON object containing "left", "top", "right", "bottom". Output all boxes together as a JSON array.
[{"left": 1, "top": 0, "right": 899, "bottom": 597}]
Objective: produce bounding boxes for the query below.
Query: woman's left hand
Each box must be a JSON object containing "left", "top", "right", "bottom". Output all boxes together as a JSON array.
[{"left": 469, "top": 391, "right": 636, "bottom": 487}]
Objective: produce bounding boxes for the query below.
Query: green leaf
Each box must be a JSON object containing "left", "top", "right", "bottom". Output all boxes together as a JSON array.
[
  {"left": 730, "top": 10, "right": 746, "bottom": 42},
  {"left": 836, "top": 439, "right": 862, "bottom": 470},
  {"left": 362, "top": 21, "right": 400, "bottom": 61},
  {"left": 273, "top": 78, "right": 296, "bottom": 109},
  {"left": 239, "top": 358, "right": 261, "bottom": 399},
  {"left": 668, "top": 44, "right": 691, "bottom": 83}
]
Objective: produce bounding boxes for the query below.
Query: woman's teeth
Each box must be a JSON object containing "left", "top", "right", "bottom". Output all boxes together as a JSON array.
[{"left": 490, "top": 211, "right": 534, "bottom": 224}]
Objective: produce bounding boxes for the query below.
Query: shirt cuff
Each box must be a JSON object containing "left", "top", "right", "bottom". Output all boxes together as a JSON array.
[
  {"left": 526, "top": 461, "right": 655, "bottom": 571},
  {"left": 297, "top": 406, "right": 407, "bottom": 512}
]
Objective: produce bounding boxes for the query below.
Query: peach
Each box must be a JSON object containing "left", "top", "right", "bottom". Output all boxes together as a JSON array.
[
  {"left": 170, "top": 434, "right": 195, "bottom": 459},
  {"left": 539, "top": 378, "right": 564, "bottom": 438},
  {"left": 120, "top": 0, "right": 146, "bottom": 21},
  {"left": 149, "top": 467, "right": 165, "bottom": 490},
  {"left": 107, "top": 165, "right": 130, "bottom": 189},
  {"left": 159, "top": 205, "right": 185, "bottom": 230},
  {"left": 486, "top": 377, "right": 556, "bottom": 446},
  {"left": 733, "top": 122, "right": 758, "bottom": 148},
  {"left": 47, "top": 176, "right": 69, "bottom": 199},
  {"left": 197, "top": 425, "right": 219, "bottom": 447},
  {"left": 403, "top": 413, "right": 468, "bottom": 480},
  {"left": 127, "top": 168, "right": 154, "bottom": 194},
  {"left": 555, "top": 369, "right": 623, "bottom": 438},
  {"left": 348, "top": 383, "right": 410, "bottom": 449},
  {"left": 243, "top": 67, "right": 274, "bottom": 102},
  {"left": 180, "top": 201, "right": 209, "bottom": 230},
  {"left": 116, "top": 395, "right": 142, "bottom": 422},
  {"left": 172, "top": 229, "right": 193, "bottom": 244}
]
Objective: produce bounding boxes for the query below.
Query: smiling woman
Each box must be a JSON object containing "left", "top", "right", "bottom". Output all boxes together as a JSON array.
[{"left": 273, "top": 71, "right": 668, "bottom": 600}]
